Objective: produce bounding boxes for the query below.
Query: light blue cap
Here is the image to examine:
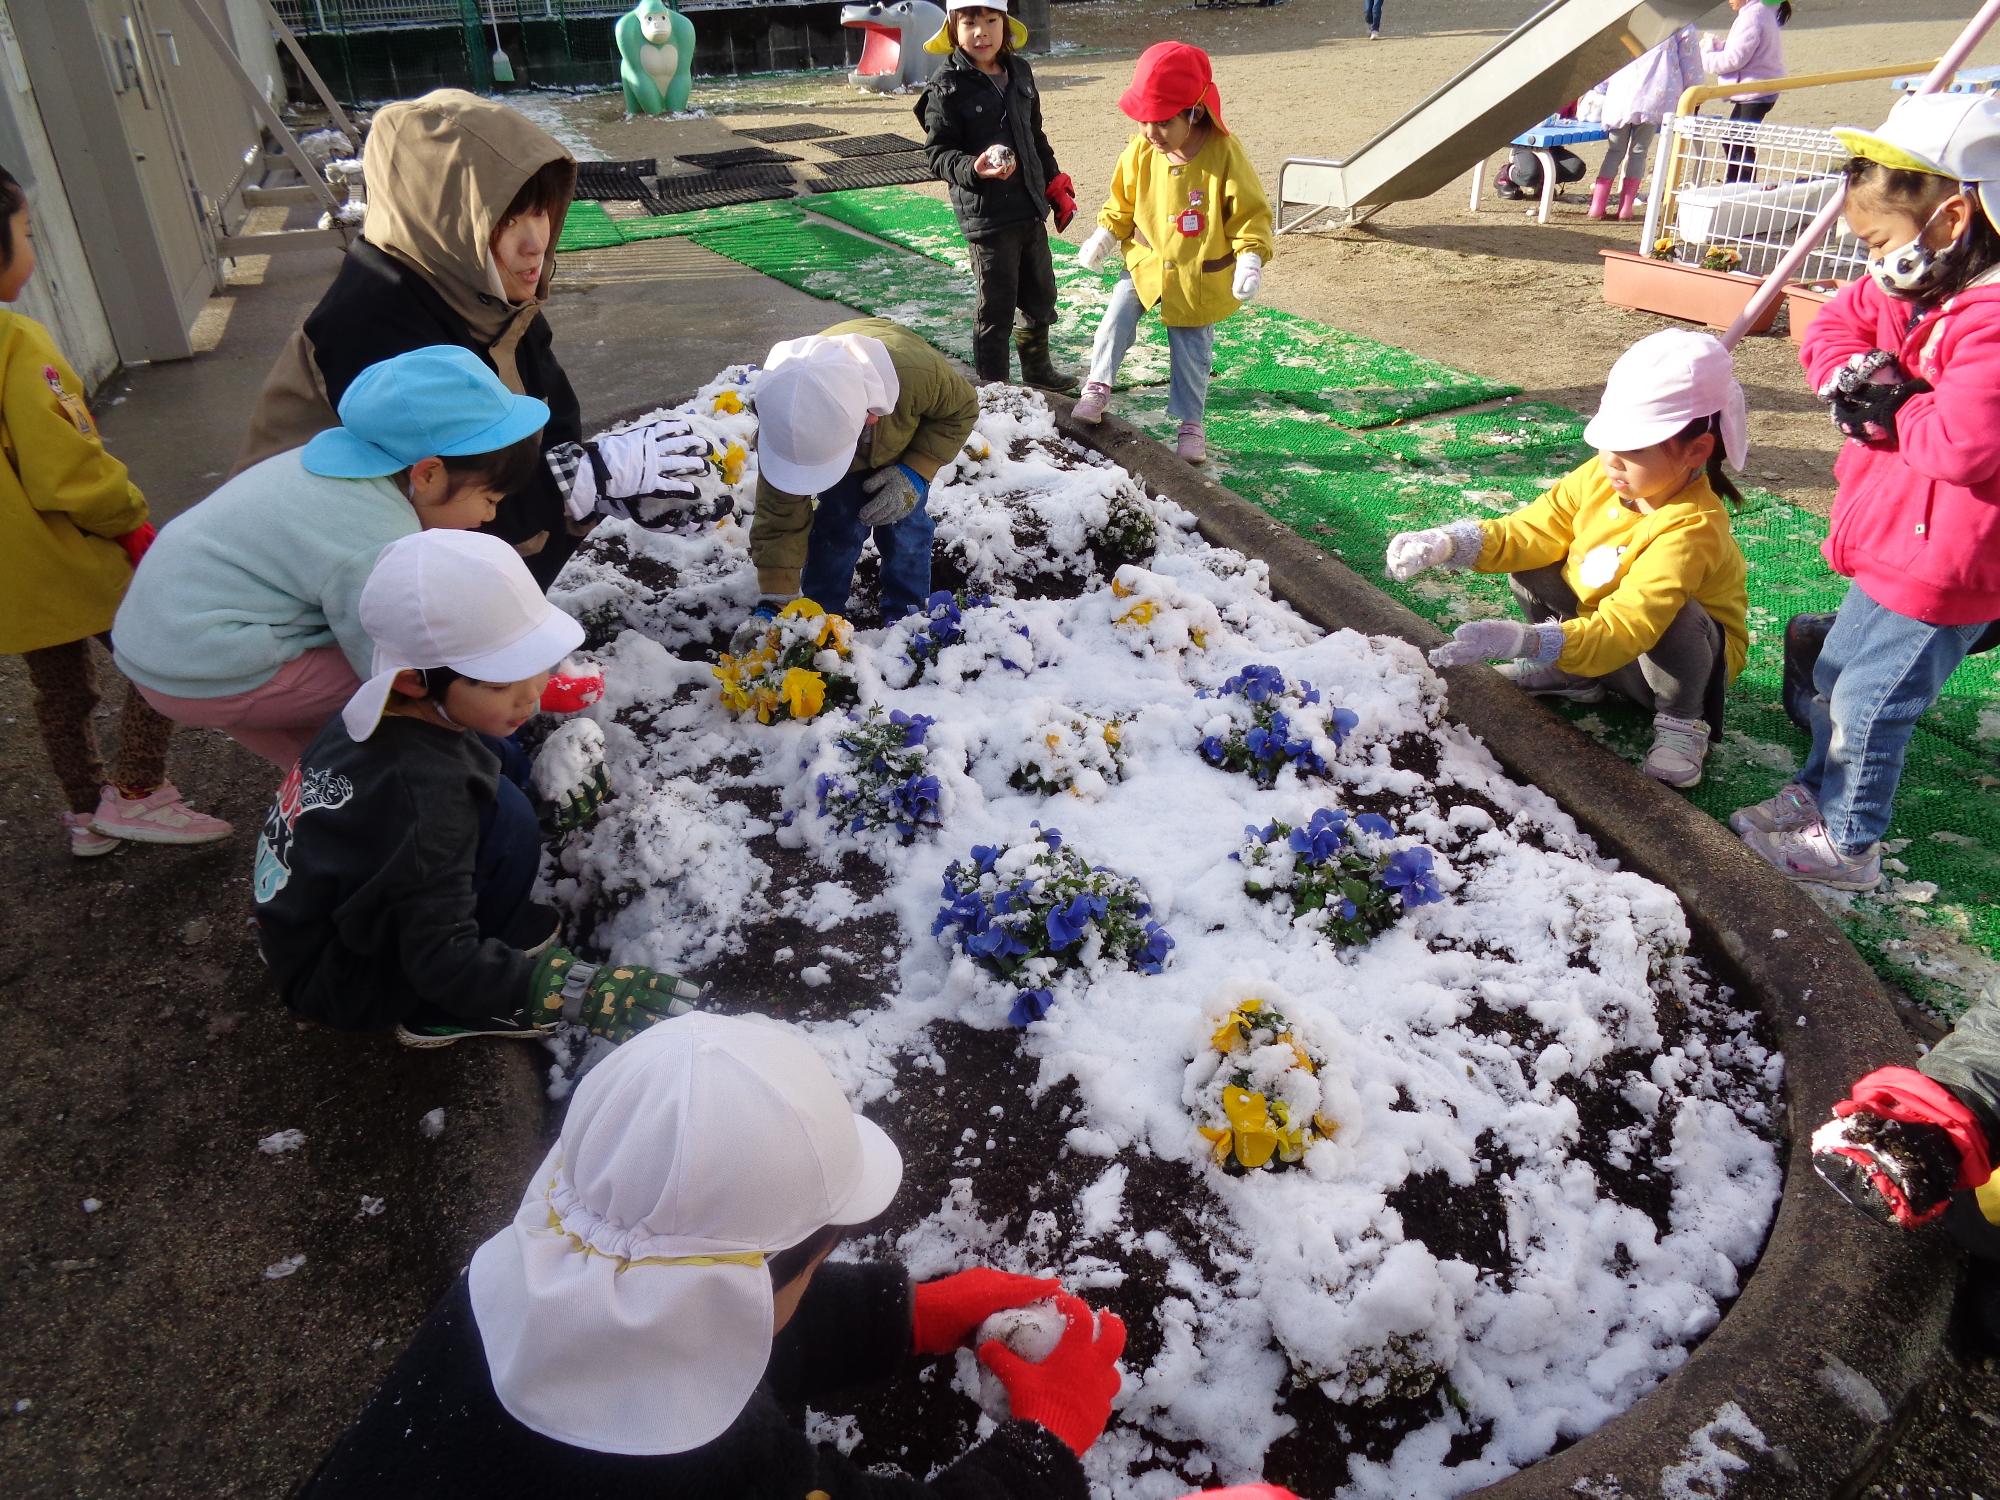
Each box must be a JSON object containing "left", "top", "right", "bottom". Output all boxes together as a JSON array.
[{"left": 302, "top": 345, "right": 551, "bottom": 479}]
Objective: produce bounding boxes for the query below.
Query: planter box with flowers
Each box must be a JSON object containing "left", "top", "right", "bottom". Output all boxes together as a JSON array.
[{"left": 1600, "top": 243, "right": 1780, "bottom": 334}]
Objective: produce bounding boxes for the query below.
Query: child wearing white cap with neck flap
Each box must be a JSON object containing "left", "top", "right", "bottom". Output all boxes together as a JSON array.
[
  {"left": 1388, "top": 328, "right": 1750, "bottom": 789},
  {"left": 298, "top": 1012, "right": 1127, "bottom": 1498},
  {"left": 253, "top": 527, "right": 708, "bottom": 1048},
  {"left": 734, "top": 317, "right": 980, "bottom": 652}
]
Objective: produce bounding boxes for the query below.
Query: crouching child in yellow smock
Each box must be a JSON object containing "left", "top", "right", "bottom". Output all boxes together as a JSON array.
[{"left": 1387, "top": 330, "right": 1750, "bottom": 790}]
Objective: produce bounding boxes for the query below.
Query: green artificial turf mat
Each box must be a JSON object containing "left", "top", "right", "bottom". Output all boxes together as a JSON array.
[
  {"left": 805, "top": 190, "right": 969, "bottom": 268},
  {"left": 556, "top": 200, "right": 626, "bottom": 251},
  {"left": 616, "top": 199, "right": 805, "bottom": 241}
]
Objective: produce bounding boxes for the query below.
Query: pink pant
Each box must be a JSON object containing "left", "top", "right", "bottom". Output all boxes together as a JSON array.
[{"left": 135, "top": 646, "right": 361, "bottom": 770}]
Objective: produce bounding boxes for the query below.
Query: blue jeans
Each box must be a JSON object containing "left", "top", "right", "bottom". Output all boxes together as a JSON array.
[
  {"left": 476, "top": 733, "right": 542, "bottom": 939},
  {"left": 1086, "top": 274, "right": 1217, "bottom": 424},
  {"left": 1798, "top": 583, "right": 1991, "bottom": 853},
  {"left": 799, "top": 467, "right": 935, "bottom": 622},
  {"left": 1364, "top": 0, "right": 1384, "bottom": 30}
]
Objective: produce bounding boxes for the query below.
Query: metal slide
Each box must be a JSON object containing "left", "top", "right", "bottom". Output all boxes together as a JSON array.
[{"left": 1278, "top": 0, "right": 1722, "bottom": 231}]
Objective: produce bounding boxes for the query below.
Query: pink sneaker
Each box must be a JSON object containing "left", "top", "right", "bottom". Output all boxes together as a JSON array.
[
  {"left": 62, "top": 811, "right": 122, "bottom": 858},
  {"left": 1176, "top": 420, "right": 1207, "bottom": 464},
  {"left": 91, "top": 783, "right": 233, "bottom": 846},
  {"left": 1073, "top": 381, "right": 1111, "bottom": 424}
]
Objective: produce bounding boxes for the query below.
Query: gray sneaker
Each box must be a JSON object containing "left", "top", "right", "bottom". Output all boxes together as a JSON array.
[
  {"left": 1641, "top": 714, "right": 1709, "bottom": 788},
  {"left": 1496, "top": 661, "right": 1605, "bottom": 702},
  {"left": 1729, "top": 782, "right": 1819, "bottom": 837},
  {"left": 1740, "top": 820, "right": 1883, "bottom": 891},
  {"left": 1073, "top": 381, "right": 1112, "bottom": 424}
]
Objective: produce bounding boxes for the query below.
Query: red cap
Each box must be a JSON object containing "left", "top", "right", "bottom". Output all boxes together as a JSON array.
[{"left": 1119, "top": 41, "right": 1227, "bottom": 134}]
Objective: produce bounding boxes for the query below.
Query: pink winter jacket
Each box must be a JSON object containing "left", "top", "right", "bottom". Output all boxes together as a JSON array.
[{"left": 1800, "top": 275, "right": 2000, "bottom": 626}]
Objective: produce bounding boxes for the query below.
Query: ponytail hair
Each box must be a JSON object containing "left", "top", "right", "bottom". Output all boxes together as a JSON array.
[
  {"left": 1775, "top": 2, "right": 1792, "bottom": 26},
  {"left": 1678, "top": 414, "right": 1742, "bottom": 509}
]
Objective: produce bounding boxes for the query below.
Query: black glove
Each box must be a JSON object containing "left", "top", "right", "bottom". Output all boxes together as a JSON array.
[{"left": 1817, "top": 349, "right": 1928, "bottom": 446}]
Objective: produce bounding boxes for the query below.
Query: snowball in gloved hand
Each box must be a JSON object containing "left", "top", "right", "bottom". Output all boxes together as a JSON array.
[
  {"left": 976, "top": 144, "right": 1016, "bottom": 178},
  {"left": 972, "top": 1299, "right": 1087, "bottom": 1423},
  {"left": 1076, "top": 227, "right": 1118, "bottom": 272}
]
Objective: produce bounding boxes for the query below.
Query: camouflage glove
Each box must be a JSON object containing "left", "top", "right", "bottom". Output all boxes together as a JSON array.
[
  {"left": 536, "top": 761, "right": 612, "bottom": 838},
  {"left": 527, "top": 946, "right": 709, "bottom": 1044}
]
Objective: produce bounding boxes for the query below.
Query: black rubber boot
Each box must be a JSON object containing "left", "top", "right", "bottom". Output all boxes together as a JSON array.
[{"left": 1013, "top": 325, "right": 1078, "bottom": 396}]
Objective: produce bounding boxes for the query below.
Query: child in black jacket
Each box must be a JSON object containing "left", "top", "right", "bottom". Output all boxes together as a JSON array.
[
  {"left": 253, "top": 528, "right": 701, "bottom": 1048},
  {"left": 917, "top": 0, "right": 1078, "bottom": 393},
  {"left": 297, "top": 1013, "right": 1126, "bottom": 1497}
]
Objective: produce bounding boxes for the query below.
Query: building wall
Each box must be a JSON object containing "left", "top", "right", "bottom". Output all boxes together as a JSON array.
[{"left": 0, "top": 1, "right": 120, "bottom": 387}]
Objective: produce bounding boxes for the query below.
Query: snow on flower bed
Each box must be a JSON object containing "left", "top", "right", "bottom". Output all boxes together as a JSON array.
[{"left": 545, "top": 376, "right": 1784, "bottom": 1497}]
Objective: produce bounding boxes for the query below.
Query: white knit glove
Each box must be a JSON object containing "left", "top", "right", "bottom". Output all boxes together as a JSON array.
[
  {"left": 1385, "top": 528, "right": 1454, "bottom": 581},
  {"left": 1428, "top": 619, "right": 1565, "bottom": 668},
  {"left": 1076, "top": 227, "right": 1117, "bottom": 272},
  {"left": 1232, "top": 252, "right": 1264, "bottom": 302},
  {"left": 577, "top": 418, "right": 708, "bottom": 523}
]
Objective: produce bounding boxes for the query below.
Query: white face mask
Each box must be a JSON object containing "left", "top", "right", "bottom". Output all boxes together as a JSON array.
[{"left": 1867, "top": 198, "right": 1965, "bottom": 298}]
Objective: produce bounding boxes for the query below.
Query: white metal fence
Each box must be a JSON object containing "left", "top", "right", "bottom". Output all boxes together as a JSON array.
[
  {"left": 270, "top": 1, "right": 630, "bottom": 31},
  {"left": 1640, "top": 113, "right": 1869, "bottom": 284}
]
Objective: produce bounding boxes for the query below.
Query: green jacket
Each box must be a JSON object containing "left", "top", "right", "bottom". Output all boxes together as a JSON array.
[{"left": 749, "top": 318, "right": 978, "bottom": 599}]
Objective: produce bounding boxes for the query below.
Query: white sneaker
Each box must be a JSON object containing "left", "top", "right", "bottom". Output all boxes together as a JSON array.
[
  {"left": 1642, "top": 714, "right": 1708, "bottom": 789},
  {"left": 1729, "top": 782, "right": 1819, "bottom": 837},
  {"left": 1073, "top": 381, "right": 1111, "bottom": 424},
  {"left": 1497, "top": 661, "right": 1604, "bottom": 702},
  {"left": 90, "top": 783, "right": 233, "bottom": 845},
  {"left": 1741, "top": 820, "right": 1883, "bottom": 892},
  {"left": 62, "top": 811, "right": 122, "bottom": 858}
]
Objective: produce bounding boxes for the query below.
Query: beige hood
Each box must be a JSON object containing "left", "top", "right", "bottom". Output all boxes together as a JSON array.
[{"left": 362, "top": 89, "right": 576, "bottom": 346}]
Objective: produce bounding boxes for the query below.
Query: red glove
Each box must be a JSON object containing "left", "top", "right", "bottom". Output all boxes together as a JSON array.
[
  {"left": 911, "top": 1266, "right": 1062, "bottom": 1356},
  {"left": 1045, "top": 172, "right": 1077, "bottom": 233},
  {"left": 540, "top": 666, "right": 605, "bottom": 715},
  {"left": 116, "top": 523, "right": 156, "bottom": 569},
  {"left": 978, "top": 1292, "right": 1124, "bottom": 1456}
]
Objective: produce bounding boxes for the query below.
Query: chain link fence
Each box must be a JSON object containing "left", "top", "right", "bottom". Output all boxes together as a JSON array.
[{"left": 1641, "top": 113, "right": 1868, "bottom": 283}]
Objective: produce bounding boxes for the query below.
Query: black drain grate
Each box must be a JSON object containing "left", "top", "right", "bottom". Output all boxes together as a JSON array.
[
  {"left": 814, "top": 132, "right": 927, "bottom": 159},
  {"left": 733, "top": 122, "right": 843, "bottom": 143},
  {"left": 646, "top": 183, "right": 795, "bottom": 214},
  {"left": 574, "top": 159, "right": 659, "bottom": 200},
  {"left": 654, "top": 163, "right": 797, "bottom": 196},
  {"left": 803, "top": 153, "right": 933, "bottom": 193},
  {"left": 676, "top": 146, "right": 801, "bottom": 169}
]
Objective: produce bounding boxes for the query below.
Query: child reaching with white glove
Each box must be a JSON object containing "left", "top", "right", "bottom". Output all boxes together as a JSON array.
[
  {"left": 1071, "top": 42, "right": 1271, "bottom": 464},
  {"left": 1389, "top": 329, "right": 1750, "bottom": 789}
]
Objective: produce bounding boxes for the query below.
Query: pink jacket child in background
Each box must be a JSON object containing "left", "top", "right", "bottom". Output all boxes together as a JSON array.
[
  {"left": 1733, "top": 93, "right": 2000, "bottom": 893},
  {"left": 1702, "top": 0, "right": 1790, "bottom": 181},
  {"left": 1591, "top": 25, "right": 1702, "bottom": 220}
]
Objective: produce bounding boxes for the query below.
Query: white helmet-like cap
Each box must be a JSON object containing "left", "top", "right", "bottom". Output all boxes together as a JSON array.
[
  {"left": 1583, "top": 328, "right": 1748, "bottom": 472},
  {"left": 752, "top": 333, "right": 899, "bottom": 497},
  {"left": 468, "top": 1012, "right": 903, "bottom": 1456}
]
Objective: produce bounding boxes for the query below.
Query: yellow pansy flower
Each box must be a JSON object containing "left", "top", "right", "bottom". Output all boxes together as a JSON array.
[
  {"left": 1116, "top": 600, "right": 1158, "bottom": 628},
  {"left": 779, "top": 667, "right": 826, "bottom": 720},
  {"left": 712, "top": 389, "right": 744, "bottom": 414},
  {"left": 1222, "top": 1086, "right": 1279, "bottom": 1169}
]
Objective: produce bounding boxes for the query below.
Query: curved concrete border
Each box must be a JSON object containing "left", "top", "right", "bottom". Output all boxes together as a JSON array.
[{"left": 1062, "top": 405, "right": 1957, "bottom": 1497}]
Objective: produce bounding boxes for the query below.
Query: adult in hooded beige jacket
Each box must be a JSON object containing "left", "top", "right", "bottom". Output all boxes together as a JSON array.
[{"left": 236, "top": 90, "right": 703, "bottom": 591}]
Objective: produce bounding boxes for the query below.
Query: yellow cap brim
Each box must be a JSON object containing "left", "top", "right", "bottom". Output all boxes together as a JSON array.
[
  {"left": 924, "top": 15, "right": 1030, "bottom": 55},
  {"left": 1831, "top": 126, "right": 1952, "bottom": 179}
]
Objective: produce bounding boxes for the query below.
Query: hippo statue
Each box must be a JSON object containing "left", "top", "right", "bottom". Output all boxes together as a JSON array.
[
  {"left": 841, "top": 0, "right": 947, "bottom": 94},
  {"left": 617, "top": 0, "right": 696, "bottom": 116}
]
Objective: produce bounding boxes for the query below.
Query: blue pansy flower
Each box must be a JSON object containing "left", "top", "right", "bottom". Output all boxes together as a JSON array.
[
  {"left": 1327, "top": 706, "right": 1359, "bottom": 746},
  {"left": 1046, "top": 891, "right": 1109, "bottom": 950},
  {"left": 1008, "top": 988, "right": 1055, "bottom": 1027},
  {"left": 1353, "top": 812, "right": 1394, "bottom": 839},
  {"left": 967, "top": 923, "right": 1029, "bottom": 961},
  {"left": 1383, "top": 847, "right": 1444, "bottom": 908},
  {"left": 971, "top": 844, "right": 1000, "bottom": 873},
  {"left": 1135, "top": 921, "right": 1175, "bottom": 975}
]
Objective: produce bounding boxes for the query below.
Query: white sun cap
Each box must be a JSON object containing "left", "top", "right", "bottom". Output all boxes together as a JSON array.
[
  {"left": 341, "top": 529, "right": 584, "bottom": 741},
  {"left": 467, "top": 1012, "right": 904, "bottom": 1456},
  {"left": 1583, "top": 328, "right": 1748, "bottom": 472},
  {"left": 752, "top": 333, "right": 899, "bottom": 497},
  {"left": 1834, "top": 93, "right": 2000, "bottom": 232}
]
